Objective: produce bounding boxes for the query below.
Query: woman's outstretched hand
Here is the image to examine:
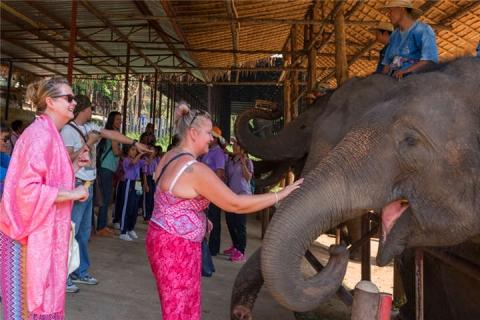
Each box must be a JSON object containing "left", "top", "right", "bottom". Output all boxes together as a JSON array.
[{"left": 279, "top": 178, "right": 304, "bottom": 200}]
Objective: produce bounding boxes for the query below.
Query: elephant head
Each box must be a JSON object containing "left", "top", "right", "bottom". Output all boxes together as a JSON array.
[
  {"left": 235, "top": 92, "right": 333, "bottom": 162},
  {"left": 261, "top": 57, "right": 480, "bottom": 312}
]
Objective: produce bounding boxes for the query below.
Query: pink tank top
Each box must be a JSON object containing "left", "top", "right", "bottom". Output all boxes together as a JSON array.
[{"left": 150, "top": 159, "right": 210, "bottom": 242}]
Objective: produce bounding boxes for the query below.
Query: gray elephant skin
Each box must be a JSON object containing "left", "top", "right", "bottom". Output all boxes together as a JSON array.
[{"left": 261, "top": 57, "right": 480, "bottom": 317}]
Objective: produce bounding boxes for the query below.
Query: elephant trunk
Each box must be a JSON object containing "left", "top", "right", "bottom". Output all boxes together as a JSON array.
[
  {"left": 234, "top": 106, "right": 312, "bottom": 161},
  {"left": 261, "top": 131, "right": 388, "bottom": 312}
]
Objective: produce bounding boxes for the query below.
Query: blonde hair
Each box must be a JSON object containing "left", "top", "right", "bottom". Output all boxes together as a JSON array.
[
  {"left": 25, "top": 76, "right": 70, "bottom": 113},
  {"left": 174, "top": 101, "right": 211, "bottom": 139}
]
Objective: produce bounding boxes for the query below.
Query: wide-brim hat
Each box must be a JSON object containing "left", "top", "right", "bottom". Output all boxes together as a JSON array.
[
  {"left": 381, "top": 0, "right": 423, "bottom": 18},
  {"left": 369, "top": 21, "right": 394, "bottom": 33}
]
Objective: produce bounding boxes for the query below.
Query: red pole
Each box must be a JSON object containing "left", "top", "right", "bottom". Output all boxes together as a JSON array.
[{"left": 67, "top": 0, "right": 78, "bottom": 84}]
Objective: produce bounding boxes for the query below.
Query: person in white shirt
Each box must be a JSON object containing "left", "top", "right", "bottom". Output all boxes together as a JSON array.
[{"left": 60, "top": 95, "right": 150, "bottom": 293}]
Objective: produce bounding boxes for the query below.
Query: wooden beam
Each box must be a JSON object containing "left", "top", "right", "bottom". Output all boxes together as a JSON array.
[
  {"left": 225, "top": 0, "right": 240, "bottom": 73},
  {"left": 134, "top": 0, "right": 200, "bottom": 82},
  {"left": 159, "top": 0, "right": 208, "bottom": 81},
  {"left": 109, "top": 14, "right": 395, "bottom": 26},
  {"left": 335, "top": 3, "right": 348, "bottom": 86}
]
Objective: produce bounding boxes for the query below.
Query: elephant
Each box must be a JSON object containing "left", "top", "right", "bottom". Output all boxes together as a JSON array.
[
  {"left": 231, "top": 70, "right": 414, "bottom": 319},
  {"left": 259, "top": 57, "right": 480, "bottom": 318}
]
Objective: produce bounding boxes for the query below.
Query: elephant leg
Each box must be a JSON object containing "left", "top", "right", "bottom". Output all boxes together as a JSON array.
[{"left": 231, "top": 249, "right": 263, "bottom": 320}]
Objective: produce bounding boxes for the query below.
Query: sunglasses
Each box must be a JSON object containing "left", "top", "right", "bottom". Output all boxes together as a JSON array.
[
  {"left": 52, "top": 94, "right": 76, "bottom": 103},
  {"left": 189, "top": 109, "right": 207, "bottom": 127}
]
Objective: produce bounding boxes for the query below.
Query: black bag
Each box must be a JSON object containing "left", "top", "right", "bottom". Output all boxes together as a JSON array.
[{"left": 201, "top": 238, "right": 215, "bottom": 277}]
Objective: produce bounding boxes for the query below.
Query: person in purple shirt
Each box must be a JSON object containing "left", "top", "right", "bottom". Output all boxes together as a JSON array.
[
  {"left": 117, "top": 144, "right": 146, "bottom": 241},
  {"left": 224, "top": 139, "right": 253, "bottom": 262},
  {"left": 142, "top": 146, "right": 162, "bottom": 221},
  {"left": 199, "top": 126, "right": 226, "bottom": 256}
]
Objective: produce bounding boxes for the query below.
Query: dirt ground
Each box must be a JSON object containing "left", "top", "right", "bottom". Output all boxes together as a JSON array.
[{"left": 63, "top": 215, "right": 392, "bottom": 320}]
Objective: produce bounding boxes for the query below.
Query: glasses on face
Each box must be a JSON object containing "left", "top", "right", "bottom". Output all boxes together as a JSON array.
[
  {"left": 52, "top": 94, "right": 76, "bottom": 103},
  {"left": 189, "top": 109, "right": 207, "bottom": 127}
]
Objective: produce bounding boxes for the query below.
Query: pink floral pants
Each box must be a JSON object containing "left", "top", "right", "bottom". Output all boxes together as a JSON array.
[{"left": 145, "top": 223, "right": 201, "bottom": 320}]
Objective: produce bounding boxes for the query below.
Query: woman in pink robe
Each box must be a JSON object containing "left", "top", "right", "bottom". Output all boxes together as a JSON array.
[{"left": 0, "top": 77, "right": 89, "bottom": 320}]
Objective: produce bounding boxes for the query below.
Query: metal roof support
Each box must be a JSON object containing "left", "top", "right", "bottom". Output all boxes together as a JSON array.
[
  {"left": 4, "top": 61, "right": 13, "bottom": 121},
  {"left": 122, "top": 44, "right": 130, "bottom": 135},
  {"left": 67, "top": 0, "right": 78, "bottom": 84},
  {"left": 0, "top": 38, "right": 87, "bottom": 75},
  {"left": 151, "top": 70, "right": 158, "bottom": 127},
  {"left": 1, "top": 48, "right": 63, "bottom": 76},
  {"left": 23, "top": 0, "right": 125, "bottom": 74},
  {"left": 0, "top": 7, "right": 112, "bottom": 75},
  {"left": 80, "top": 0, "right": 163, "bottom": 77}
]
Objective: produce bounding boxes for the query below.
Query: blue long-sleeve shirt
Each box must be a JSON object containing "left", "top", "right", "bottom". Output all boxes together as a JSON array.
[{"left": 382, "top": 21, "right": 438, "bottom": 71}]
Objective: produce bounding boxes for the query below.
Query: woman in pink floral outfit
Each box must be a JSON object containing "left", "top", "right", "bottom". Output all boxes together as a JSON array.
[{"left": 146, "top": 103, "right": 303, "bottom": 320}]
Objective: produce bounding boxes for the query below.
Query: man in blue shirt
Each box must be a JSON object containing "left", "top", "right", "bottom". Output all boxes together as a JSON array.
[
  {"left": 381, "top": 0, "right": 438, "bottom": 79},
  {"left": 370, "top": 21, "right": 394, "bottom": 74}
]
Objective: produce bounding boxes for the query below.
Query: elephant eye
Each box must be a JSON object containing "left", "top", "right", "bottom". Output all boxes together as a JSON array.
[
  {"left": 404, "top": 136, "right": 417, "bottom": 146},
  {"left": 300, "top": 124, "right": 307, "bottom": 130}
]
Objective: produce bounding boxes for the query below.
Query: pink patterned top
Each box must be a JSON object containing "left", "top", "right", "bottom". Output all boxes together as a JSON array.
[{"left": 150, "top": 159, "right": 210, "bottom": 242}]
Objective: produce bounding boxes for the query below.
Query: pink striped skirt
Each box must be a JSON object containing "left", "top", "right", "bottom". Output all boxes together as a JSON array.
[{"left": 145, "top": 223, "right": 202, "bottom": 320}]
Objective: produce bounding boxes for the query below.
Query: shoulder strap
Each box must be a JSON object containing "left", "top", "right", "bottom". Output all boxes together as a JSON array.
[
  {"left": 168, "top": 159, "right": 196, "bottom": 193},
  {"left": 155, "top": 152, "right": 193, "bottom": 185},
  {"left": 67, "top": 122, "right": 87, "bottom": 143}
]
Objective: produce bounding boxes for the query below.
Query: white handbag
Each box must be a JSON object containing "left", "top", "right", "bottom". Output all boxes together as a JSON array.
[{"left": 67, "top": 222, "right": 80, "bottom": 275}]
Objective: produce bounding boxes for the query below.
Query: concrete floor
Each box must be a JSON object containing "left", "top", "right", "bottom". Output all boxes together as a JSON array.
[{"left": 65, "top": 215, "right": 294, "bottom": 320}]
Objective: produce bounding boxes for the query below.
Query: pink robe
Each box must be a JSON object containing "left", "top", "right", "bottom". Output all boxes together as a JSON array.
[{"left": 0, "top": 115, "right": 74, "bottom": 315}]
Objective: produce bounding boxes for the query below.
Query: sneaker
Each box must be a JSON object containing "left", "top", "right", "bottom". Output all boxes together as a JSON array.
[
  {"left": 230, "top": 249, "right": 246, "bottom": 263},
  {"left": 127, "top": 230, "right": 138, "bottom": 239},
  {"left": 119, "top": 233, "right": 133, "bottom": 241},
  {"left": 66, "top": 278, "right": 79, "bottom": 293},
  {"left": 113, "top": 223, "right": 120, "bottom": 230},
  {"left": 222, "top": 246, "right": 236, "bottom": 256},
  {"left": 72, "top": 274, "right": 98, "bottom": 285}
]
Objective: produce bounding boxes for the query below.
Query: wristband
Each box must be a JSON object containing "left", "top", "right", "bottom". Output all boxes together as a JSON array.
[{"left": 275, "top": 192, "right": 279, "bottom": 205}]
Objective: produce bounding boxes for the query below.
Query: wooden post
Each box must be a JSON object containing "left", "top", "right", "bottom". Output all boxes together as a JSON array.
[
  {"left": 122, "top": 44, "right": 130, "bottom": 134},
  {"left": 334, "top": 2, "right": 348, "bottom": 86},
  {"left": 308, "top": 6, "right": 319, "bottom": 92},
  {"left": 415, "top": 249, "right": 424, "bottom": 320},
  {"left": 67, "top": 0, "right": 78, "bottom": 84},
  {"left": 290, "top": 24, "right": 299, "bottom": 118},
  {"left": 4, "top": 61, "right": 13, "bottom": 121},
  {"left": 151, "top": 71, "right": 158, "bottom": 129},
  {"left": 361, "top": 214, "right": 371, "bottom": 281},
  {"left": 351, "top": 281, "right": 380, "bottom": 320},
  {"left": 169, "top": 85, "right": 175, "bottom": 141}
]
